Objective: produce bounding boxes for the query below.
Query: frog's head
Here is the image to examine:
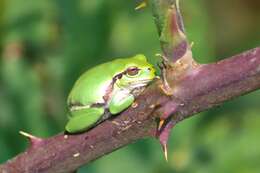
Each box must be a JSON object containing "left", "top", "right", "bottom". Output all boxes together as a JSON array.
[{"left": 116, "top": 54, "right": 156, "bottom": 90}]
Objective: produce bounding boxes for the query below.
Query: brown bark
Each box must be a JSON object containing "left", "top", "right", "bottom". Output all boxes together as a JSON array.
[{"left": 1, "top": 0, "right": 259, "bottom": 172}]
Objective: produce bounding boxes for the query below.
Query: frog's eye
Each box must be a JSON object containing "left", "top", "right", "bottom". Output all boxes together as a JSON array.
[{"left": 126, "top": 67, "right": 139, "bottom": 76}]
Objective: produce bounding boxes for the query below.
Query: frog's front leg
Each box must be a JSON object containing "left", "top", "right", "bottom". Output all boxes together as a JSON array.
[
  {"left": 65, "top": 107, "right": 104, "bottom": 133},
  {"left": 109, "top": 91, "right": 134, "bottom": 114}
]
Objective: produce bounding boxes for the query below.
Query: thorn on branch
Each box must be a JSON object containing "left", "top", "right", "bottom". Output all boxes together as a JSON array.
[
  {"left": 157, "top": 120, "right": 175, "bottom": 161},
  {"left": 19, "top": 131, "right": 45, "bottom": 148}
]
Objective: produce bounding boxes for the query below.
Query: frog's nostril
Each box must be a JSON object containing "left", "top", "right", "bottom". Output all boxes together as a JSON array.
[{"left": 148, "top": 68, "right": 151, "bottom": 71}]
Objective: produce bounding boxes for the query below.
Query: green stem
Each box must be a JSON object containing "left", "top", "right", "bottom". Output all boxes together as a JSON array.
[{"left": 150, "top": 0, "right": 190, "bottom": 62}]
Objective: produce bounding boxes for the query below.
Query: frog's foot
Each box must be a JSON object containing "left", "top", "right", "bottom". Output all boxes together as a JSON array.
[{"left": 135, "top": 0, "right": 147, "bottom": 10}]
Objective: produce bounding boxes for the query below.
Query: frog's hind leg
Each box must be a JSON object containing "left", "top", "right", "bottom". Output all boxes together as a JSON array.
[{"left": 65, "top": 107, "right": 104, "bottom": 133}]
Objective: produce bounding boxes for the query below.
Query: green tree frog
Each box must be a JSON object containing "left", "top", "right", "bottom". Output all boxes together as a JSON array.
[{"left": 65, "top": 54, "right": 156, "bottom": 133}]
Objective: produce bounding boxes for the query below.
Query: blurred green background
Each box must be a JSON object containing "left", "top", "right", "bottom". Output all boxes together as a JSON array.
[{"left": 0, "top": 0, "right": 260, "bottom": 172}]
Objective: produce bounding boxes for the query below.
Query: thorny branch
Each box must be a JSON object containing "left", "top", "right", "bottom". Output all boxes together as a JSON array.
[{"left": 0, "top": 0, "right": 260, "bottom": 173}]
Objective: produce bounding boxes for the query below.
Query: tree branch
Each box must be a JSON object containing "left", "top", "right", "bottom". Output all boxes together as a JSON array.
[
  {"left": 1, "top": 0, "right": 260, "bottom": 172},
  {"left": 1, "top": 47, "right": 260, "bottom": 173}
]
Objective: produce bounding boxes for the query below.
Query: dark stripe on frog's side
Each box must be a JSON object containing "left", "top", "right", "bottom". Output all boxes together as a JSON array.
[
  {"left": 102, "top": 71, "right": 125, "bottom": 102},
  {"left": 102, "top": 68, "right": 142, "bottom": 102}
]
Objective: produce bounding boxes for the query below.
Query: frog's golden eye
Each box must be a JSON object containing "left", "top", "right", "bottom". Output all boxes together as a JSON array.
[{"left": 126, "top": 66, "right": 139, "bottom": 76}]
